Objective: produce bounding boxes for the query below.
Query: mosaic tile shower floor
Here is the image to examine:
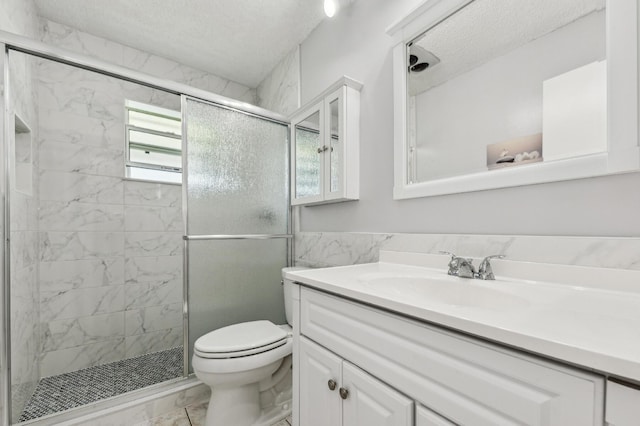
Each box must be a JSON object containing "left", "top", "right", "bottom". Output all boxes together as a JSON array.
[{"left": 19, "top": 346, "right": 183, "bottom": 422}]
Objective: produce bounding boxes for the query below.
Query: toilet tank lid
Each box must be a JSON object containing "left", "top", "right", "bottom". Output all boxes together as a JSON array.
[{"left": 195, "top": 320, "right": 287, "bottom": 354}]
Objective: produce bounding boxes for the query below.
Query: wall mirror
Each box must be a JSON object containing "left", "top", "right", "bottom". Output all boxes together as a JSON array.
[{"left": 388, "top": 0, "right": 639, "bottom": 199}]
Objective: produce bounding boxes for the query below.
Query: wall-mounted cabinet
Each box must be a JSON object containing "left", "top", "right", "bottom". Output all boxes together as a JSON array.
[{"left": 291, "top": 77, "right": 362, "bottom": 206}]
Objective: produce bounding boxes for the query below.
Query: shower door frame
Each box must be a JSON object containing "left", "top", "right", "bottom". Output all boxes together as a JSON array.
[{"left": 0, "top": 30, "right": 292, "bottom": 426}]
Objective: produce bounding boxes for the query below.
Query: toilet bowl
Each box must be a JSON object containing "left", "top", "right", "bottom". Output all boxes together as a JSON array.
[{"left": 192, "top": 267, "right": 306, "bottom": 426}]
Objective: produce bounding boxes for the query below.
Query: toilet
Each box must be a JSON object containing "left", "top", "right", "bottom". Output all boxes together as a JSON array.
[{"left": 192, "top": 267, "right": 305, "bottom": 426}]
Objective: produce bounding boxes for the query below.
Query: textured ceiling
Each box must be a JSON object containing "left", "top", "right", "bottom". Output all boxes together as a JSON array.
[
  {"left": 410, "top": 0, "right": 606, "bottom": 95},
  {"left": 33, "top": 0, "right": 326, "bottom": 88}
]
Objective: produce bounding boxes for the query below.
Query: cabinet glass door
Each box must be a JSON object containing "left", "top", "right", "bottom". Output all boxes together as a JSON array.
[
  {"left": 294, "top": 106, "right": 323, "bottom": 200},
  {"left": 327, "top": 94, "right": 342, "bottom": 196}
]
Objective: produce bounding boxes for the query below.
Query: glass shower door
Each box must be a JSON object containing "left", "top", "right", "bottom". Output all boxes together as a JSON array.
[{"left": 182, "top": 97, "right": 290, "bottom": 372}]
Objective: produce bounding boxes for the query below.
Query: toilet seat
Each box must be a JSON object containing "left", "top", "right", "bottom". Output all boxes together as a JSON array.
[{"left": 194, "top": 320, "right": 288, "bottom": 359}]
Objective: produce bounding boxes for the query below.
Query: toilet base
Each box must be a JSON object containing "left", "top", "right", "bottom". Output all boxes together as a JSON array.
[
  {"left": 206, "top": 383, "right": 260, "bottom": 426},
  {"left": 203, "top": 383, "right": 292, "bottom": 426}
]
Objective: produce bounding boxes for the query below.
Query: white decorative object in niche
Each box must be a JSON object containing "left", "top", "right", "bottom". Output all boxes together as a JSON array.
[
  {"left": 387, "top": 0, "right": 639, "bottom": 199},
  {"left": 290, "top": 76, "right": 362, "bottom": 206}
]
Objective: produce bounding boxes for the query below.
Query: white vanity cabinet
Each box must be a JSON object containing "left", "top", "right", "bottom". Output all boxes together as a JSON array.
[
  {"left": 290, "top": 76, "right": 362, "bottom": 206},
  {"left": 296, "top": 286, "right": 605, "bottom": 426},
  {"left": 299, "top": 336, "right": 413, "bottom": 426}
]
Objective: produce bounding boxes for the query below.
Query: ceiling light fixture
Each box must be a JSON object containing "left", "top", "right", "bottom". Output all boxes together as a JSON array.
[{"left": 324, "top": 0, "right": 338, "bottom": 17}]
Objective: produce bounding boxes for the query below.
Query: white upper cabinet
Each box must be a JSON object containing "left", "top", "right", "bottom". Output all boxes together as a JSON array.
[{"left": 291, "top": 77, "right": 362, "bottom": 206}]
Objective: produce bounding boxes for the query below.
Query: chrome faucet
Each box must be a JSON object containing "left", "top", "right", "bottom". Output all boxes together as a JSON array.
[
  {"left": 440, "top": 251, "right": 476, "bottom": 279},
  {"left": 440, "top": 252, "right": 506, "bottom": 280},
  {"left": 475, "top": 255, "right": 505, "bottom": 280}
]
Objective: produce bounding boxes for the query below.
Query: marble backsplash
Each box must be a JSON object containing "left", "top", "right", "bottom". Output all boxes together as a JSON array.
[{"left": 294, "top": 231, "right": 640, "bottom": 272}]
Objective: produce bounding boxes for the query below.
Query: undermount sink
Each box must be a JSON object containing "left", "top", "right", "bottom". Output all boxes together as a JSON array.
[{"left": 357, "top": 273, "right": 530, "bottom": 311}]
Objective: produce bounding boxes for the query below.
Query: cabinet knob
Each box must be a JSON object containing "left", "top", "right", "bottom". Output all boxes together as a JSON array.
[
  {"left": 317, "top": 145, "right": 329, "bottom": 153},
  {"left": 339, "top": 387, "right": 349, "bottom": 400},
  {"left": 328, "top": 379, "right": 337, "bottom": 391}
]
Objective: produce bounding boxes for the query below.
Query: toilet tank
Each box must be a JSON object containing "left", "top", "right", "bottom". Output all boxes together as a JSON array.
[{"left": 282, "top": 267, "right": 308, "bottom": 325}]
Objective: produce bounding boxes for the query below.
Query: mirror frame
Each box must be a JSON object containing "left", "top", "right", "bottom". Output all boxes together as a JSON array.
[{"left": 387, "top": 0, "right": 639, "bottom": 199}]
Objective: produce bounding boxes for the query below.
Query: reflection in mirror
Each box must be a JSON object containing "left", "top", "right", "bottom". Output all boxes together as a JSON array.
[
  {"left": 295, "top": 110, "right": 322, "bottom": 198},
  {"left": 328, "top": 98, "right": 341, "bottom": 193},
  {"left": 407, "top": 0, "right": 606, "bottom": 184}
]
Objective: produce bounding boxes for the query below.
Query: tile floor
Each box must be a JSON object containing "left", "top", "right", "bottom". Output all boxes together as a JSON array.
[
  {"left": 135, "top": 401, "right": 292, "bottom": 426},
  {"left": 20, "top": 347, "right": 183, "bottom": 422}
]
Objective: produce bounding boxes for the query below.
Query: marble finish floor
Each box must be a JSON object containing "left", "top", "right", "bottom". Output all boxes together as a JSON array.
[
  {"left": 19, "top": 347, "right": 183, "bottom": 422},
  {"left": 136, "top": 401, "right": 292, "bottom": 426}
]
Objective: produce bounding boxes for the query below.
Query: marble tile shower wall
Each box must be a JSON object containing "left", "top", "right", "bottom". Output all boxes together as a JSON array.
[
  {"left": 1, "top": 0, "right": 42, "bottom": 419},
  {"left": 294, "top": 232, "right": 640, "bottom": 272},
  {"left": 40, "top": 19, "right": 257, "bottom": 105},
  {"left": 36, "top": 58, "right": 184, "bottom": 377},
  {"left": 257, "top": 46, "right": 300, "bottom": 116},
  {"left": 9, "top": 50, "right": 40, "bottom": 420}
]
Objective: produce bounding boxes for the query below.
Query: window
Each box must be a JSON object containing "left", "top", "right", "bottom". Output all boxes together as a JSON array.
[{"left": 125, "top": 100, "right": 182, "bottom": 184}]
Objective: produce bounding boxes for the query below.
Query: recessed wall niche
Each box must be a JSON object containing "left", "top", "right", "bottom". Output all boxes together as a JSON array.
[{"left": 14, "top": 114, "right": 32, "bottom": 195}]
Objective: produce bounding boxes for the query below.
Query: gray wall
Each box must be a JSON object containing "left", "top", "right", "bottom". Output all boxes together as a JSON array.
[{"left": 298, "top": 0, "right": 640, "bottom": 237}]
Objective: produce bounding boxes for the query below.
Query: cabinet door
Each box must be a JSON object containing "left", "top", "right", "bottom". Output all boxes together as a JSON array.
[
  {"left": 324, "top": 87, "right": 343, "bottom": 201},
  {"left": 416, "top": 405, "right": 457, "bottom": 426},
  {"left": 606, "top": 380, "right": 640, "bottom": 426},
  {"left": 291, "top": 102, "right": 324, "bottom": 205},
  {"left": 299, "top": 337, "right": 342, "bottom": 426},
  {"left": 342, "top": 362, "right": 413, "bottom": 426},
  {"left": 323, "top": 85, "right": 359, "bottom": 203}
]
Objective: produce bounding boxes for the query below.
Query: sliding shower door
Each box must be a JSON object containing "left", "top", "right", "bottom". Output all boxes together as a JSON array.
[{"left": 182, "top": 97, "right": 290, "bottom": 372}]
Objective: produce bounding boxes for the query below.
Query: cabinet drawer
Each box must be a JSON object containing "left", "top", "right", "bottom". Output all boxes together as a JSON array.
[{"left": 300, "top": 287, "right": 604, "bottom": 426}]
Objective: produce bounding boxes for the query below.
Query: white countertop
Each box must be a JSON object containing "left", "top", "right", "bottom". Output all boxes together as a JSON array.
[{"left": 286, "top": 251, "right": 640, "bottom": 383}]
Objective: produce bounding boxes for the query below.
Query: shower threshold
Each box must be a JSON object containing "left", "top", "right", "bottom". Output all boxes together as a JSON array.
[{"left": 19, "top": 346, "right": 183, "bottom": 422}]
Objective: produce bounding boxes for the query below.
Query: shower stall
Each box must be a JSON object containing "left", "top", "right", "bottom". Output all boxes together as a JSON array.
[{"left": 0, "top": 32, "right": 291, "bottom": 425}]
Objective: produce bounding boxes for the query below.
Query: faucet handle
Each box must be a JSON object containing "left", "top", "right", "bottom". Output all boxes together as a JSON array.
[
  {"left": 439, "top": 251, "right": 458, "bottom": 276},
  {"left": 476, "top": 255, "right": 505, "bottom": 280},
  {"left": 481, "top": 254, "right": 505, "bottom": 262}
]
